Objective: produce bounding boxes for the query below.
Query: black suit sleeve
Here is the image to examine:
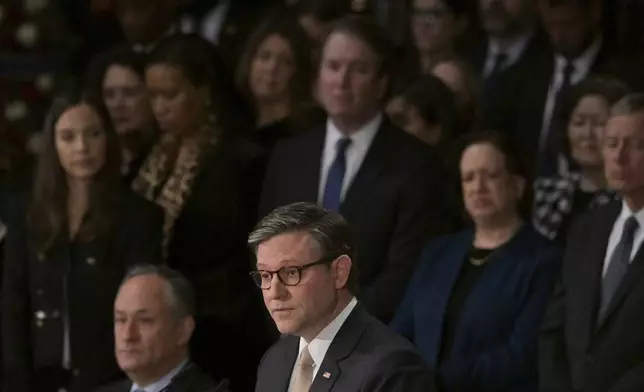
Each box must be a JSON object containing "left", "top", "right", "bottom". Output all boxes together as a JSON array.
[
  {"left": 1, "top": 207, "right": 32, "bottom": 391},
  {"left": 361, "top": 155, "right": 447, "bottom": 322},
  {"left": 120, "top": 198, "right": 164, "bottom": 266},
  {"left": 538, "top": 220, "right": 580, "bottom": 392},
  {"left": 606, "top": 363, "right": 644, "bottom": 392},
  {"left": 363, "top": 350, "right": 437, "bottom": 392},
  {"left": 257, "top": 141, "right": 284, "bottom": 219}
]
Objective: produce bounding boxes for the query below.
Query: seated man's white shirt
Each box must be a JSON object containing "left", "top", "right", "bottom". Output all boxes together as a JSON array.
[
  {"left": 130, "top": 358, "right": 189, "bottom": 392},
  {"left": 287, "top": 297, "right": 358, "bottom": 391}
]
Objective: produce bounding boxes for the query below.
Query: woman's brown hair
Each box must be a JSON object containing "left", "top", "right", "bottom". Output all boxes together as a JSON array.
[
  {"left": 28, "top": 91, "right": 123, "bottom": 251},
  {"left": 453, "top": 131, "right": 532, "bottom": 219},
  {"left": 235, "top": 10, "right": 316, "bottom": 126}
]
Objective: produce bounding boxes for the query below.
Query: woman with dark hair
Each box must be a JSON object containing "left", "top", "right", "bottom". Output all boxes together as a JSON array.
[
  {"left": 533, "top": 76, "right": 629, "bottom": 242},
  {"left": 236, "top": 12, "right": 321, "bottom": 151},
  {"left": 133, "top": 33, "right": 270, "bottom": 392},
  {"left": 85, "top": 45, "right": 157, "bottom": 183},
  {"left": 386, "top": 74, "right": 461, "bottom": 147},
  {"left": 2, "top": 92, "right": 163, "bottom": 392},
  {"left": 392, "top": 131, "right": 561, "bottom": 391}
]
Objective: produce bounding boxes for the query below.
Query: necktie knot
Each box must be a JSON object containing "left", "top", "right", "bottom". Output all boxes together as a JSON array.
[
  {"left": 336, "top": 137, "right": 352, "bottom": 153},
  {"left": 493, "top": 52, "right": 508, "bottom": 68},
  {"left": 292, "top": 347, "right": 315, "bottom": 392},
  {"left": 624, "top": 216, "right": 639, "bottom": 239},
  {"left": 299, "top": 346, "right": 314, "bottom": 368},
  {"left": 562, "top": 61, "right": 575, "bottom": 78}
]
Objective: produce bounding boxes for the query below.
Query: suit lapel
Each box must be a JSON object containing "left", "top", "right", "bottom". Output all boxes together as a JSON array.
[
  {"left": 340, "top": 123, "right": 391, "bottom": 214},
  {"left": 277, "top": 337, "right": 300, "bottom": 392},
  {"left": 574, "top": 204, "right": 619, "bottom": 336},
  {"left": 598, "top": 222, "right": 644, "bottom": 331},
  {"left": 310, "top": 306, "right": 368, "bottom": 392},
  {"left": 300, "top": 127, "right": 326, "bottom": 203}
]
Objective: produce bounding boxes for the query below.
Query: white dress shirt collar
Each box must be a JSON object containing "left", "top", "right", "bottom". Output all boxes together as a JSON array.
[
  {"left": 130, "top": 358, "right": 189, "bottom": 392},
  {"left": 318, "top": 114, "right": 382, "bottom": 203},
  {"left": 324, "top": 114, "right": 382, "bottom": 156},
  {"left": 486, "top": 31, "right": 533, "bottom": 69},
  {"left": 298, "top": 297, "right": 358, "bottom": 373},
  {"left": 602, "top": 201, "right": 644, "bottom": 276},
  {"left": 617, "top": 200, "right": 644, "bottom": 229},
  {"left": 132, "top": 26, "right": 178, "bottom": 54},
  {"left": 554, "top": 35, "right": 603, "bottom": 83}
]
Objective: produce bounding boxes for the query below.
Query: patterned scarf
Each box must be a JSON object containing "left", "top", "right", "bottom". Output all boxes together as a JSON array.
[{"left": 132, "top": 123, "right": 218, "bottom": 259}]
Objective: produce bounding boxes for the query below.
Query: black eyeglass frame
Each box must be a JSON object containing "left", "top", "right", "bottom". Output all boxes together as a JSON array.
[{"left": 249, "top": 254, "right": 343, "bottom": 290}]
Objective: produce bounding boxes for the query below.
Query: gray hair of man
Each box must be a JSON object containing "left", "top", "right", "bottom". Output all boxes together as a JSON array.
[
  {"left": 248, "top": 202, "right": 359, "bottom": 293},
  {"left": 611, "top": 93, "right": 644, "bottom": 118},
  {"left": 121, "top": 264, "right": 196, "bottom": 321}
]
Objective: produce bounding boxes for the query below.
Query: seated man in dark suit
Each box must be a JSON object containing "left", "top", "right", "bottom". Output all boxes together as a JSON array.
[
  {"left": 539, "top": 94, "right": 644, "bottom": 392},
  {"left": 249, "top": 202, "right": 436, "bottom": 392},
  {"left": 259, "top": 15, "right": 448, "bottom": 323},
  {"left": 95, "top": 265, "right": 229, "bottom": 392}
]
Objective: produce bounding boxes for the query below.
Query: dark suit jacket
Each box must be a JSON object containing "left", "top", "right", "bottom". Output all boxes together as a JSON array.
[
  {"left": 539, "top": 202, "right": 644, "bottom": 392},
  {"left": 259, "top": 119, "right": 448, "bottom": 322},
  {"left": 163, "top": 134, "right": 271, "bottom": 392},
  {"left": 391, "top": 225, "right": 561, "bottom": 392},
  {"left": 490, "top": 40, "right": 639, "bottom": 174},
  {"left": 95, "top": 362, "right": 230, "bottom": 392},
  {"left": 463, "top": 31, "right": 552, "bottom": 131},
  {"left": 255, "top": 304, "right": 436, "bottom": 392},
  {"left": 2, "top": 188, "right": 163, "bottom": 392}
]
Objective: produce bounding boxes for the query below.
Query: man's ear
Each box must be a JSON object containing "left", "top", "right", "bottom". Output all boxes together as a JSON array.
[
  {"left": 333, "top": 255, "right": 352, "bottom": 290},
  {"left": 178, "top": 316, "right": 195, "bottom": 346}
]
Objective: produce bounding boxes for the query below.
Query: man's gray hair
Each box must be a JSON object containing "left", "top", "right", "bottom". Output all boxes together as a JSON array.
[
  {"left": 249, "top": 202, "right": 358, "bottom": 292},
  {"left": 122, "top": 264, "right": 195, "bottom": 320},
  {"left": 611, "top": 93, "right": 644, "bottom": 117}
]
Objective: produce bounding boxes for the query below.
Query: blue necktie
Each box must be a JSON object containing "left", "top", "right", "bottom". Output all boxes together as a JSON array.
[
  {"left": 322, "top": 138, "right": 352, "bottom": 211},
  {"left": 598, "top": 216, "right": 639, "bottom": 324}
]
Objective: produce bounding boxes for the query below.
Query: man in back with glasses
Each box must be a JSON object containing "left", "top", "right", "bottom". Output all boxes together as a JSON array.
[{"left": 248, "top": 202, "right": 436, "bottom": 392}]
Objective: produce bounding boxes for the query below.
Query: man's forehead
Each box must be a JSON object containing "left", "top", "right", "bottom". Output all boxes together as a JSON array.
[{"left": 607, "top": 113, "right": 644, "bottom": 133}]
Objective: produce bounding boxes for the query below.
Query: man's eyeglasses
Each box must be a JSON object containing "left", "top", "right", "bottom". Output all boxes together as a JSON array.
[{"left": 250, "top": 254, "right": 341, "bottom": 290}]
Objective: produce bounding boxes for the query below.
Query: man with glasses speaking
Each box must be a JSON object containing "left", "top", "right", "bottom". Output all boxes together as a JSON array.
[{"left": 249, "top": 202, "right": 435, "bottom": 392}]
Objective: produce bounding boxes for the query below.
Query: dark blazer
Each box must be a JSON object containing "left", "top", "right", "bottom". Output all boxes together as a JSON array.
[
  {"left": 491, "top": 41, "right": 639, "bottom": 173},
  {"left": 95, "top": 362, "right": 230, "bottom": 392},
  {"left": 464, "top": 31, "right": 551, "bottom": 79},
  {"left": 255, "top": 304, "right": 436, "bottom": 392},
  {"left": 162, "top": 134, "right": 271, "bottom": 392},
  {"left": 539, "top": 202, "right": 644, "bottom": 392},
  {"left": 463, "top": 31, "right": 552, "bottom": 130},
  {"left": 259, "top": 119, "right": 449, "bottom": 322},
  {"left": 1, "top": 188, "right": 163, "bottom": 392},
  {"left": 391, "top": 225, "right": 561, "bottom": 392}
]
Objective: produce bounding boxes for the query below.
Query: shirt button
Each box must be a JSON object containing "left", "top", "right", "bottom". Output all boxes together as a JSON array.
[
  {"left": 35, "top": 320, "right": 44, "bottom": 328},
  {"left": 51, "top": 310, "right": 60, "bottom": 319},
  {"left": 35, "top": 310, "right": 46, "bottom": 320},
  {"left": 86, "top": 257, "right": 96, "bottom": 266},
  {"left": 36, "top": 288, "right": 44, "bottom": 296}
]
